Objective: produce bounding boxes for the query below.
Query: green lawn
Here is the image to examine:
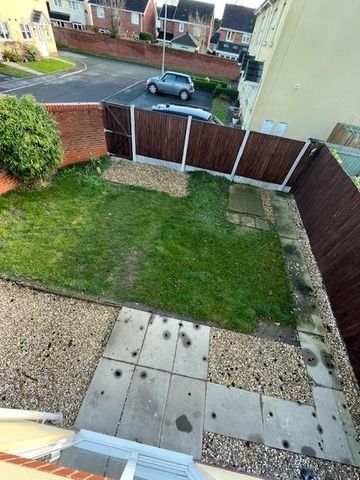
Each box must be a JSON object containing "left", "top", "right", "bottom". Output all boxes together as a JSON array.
[
  {"left": 22, "top": 57, "right": 75, "bottom": 74},
  {"left": 0, "top": 164, "right": 295, "bottom": 332},
  {"left": 0, "top": 63, "right": 32, "bottom": 78},
  {"left": 212, "top": 97, "right": 231, "bottom": 124}
]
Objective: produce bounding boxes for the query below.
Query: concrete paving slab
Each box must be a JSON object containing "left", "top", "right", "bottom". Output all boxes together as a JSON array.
[
  {"left": 229, "top": 184, "right": 264, "bottom": 217},
  {"left": 160, "top": 375, "right": 206, "bottom": 459},
  {"left": 296, "top": 295, "right": 326, "bottom": 336},
  {"left": 312, "top": 386, "right": 356, "bottom": 465},
  {"left": 239, "top": 214, "right": 256, "bottom": 228},
  {"left": 75, "top": 358, "right": 134, "bottom": 435},
  {"left": 204, "top": 383, "right": 263, "bottom": 444},
  {"left": 271, "top": 195, "right": 297, "bottom": 239},
  {"left": 226, "top": 211, "right": 242, "bottom": 225},
  {"left": 173, "top": 320, "right": 210, "bottom": 380},
  {"left": 117, "top": 366, "right": 170, "bottom": 446},
  {"left": 103, "top": 307, "right": 150, "bottom": 363},
  {"left": 255, "top": 217, "right": 271, "bottom": 230},
  {"left": 262, "top": 395, "right": 323, "bottom": 458},
  {"left": 280, "top": 237, "right": 314, "bottom": 296},
  {"left": 298, "top": 332, "right": 341, "bottom": 390},
  {"left": 138, "top": 314, "right": 179, "bottom": 371}
]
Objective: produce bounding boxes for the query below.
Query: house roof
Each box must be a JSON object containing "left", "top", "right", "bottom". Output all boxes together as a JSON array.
[
  {"left": 159, "top": 4, "right": 177, "bottom": 19},
  {"left": 220, "top": 4, "right": 255, "bottom": 33},
  {"left": 173, "top": 0, "right": 214, "bottom": 24},
  {"left": 216, "top": 40, "right": 241, "bottom": 55},
  {"left": 172, "top": 32, "right": 199, "bottom": 47},
  {"left": 89, "top": 0, "right": 149, "bottom": 13}
]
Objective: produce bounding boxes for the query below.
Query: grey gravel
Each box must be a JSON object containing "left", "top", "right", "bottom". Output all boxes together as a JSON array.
[
  {"left": 0, "top": 280, "right": 117, "bottom": 427},
  {"left": 261, "top": 189, "right": 276, "bottom": 224},
  {"left": 289, "top": 199, "right": 360, "bottom": 435},
  {"left": 208, "top": 328, "right": 313, "bottom": 404},
  {"left": 202, "top": 432, "right": 360, "bottom": 480},
  {"left": 104, "top": 158, "right": 188, "bottom": 197}
]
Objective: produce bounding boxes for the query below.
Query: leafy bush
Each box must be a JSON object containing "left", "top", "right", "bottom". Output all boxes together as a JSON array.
[
  {"left": 2, "top": 42, "right": 23, "bottom": 62},
  {"left": 193, "top": 78, "right": 227, "bottom": 92},
  {"left": 139, "top": 32, "right": 154, "bottom": 43},
  {"left": 0, "top": 95, "right": 63, "bottom": 181},
  {"left": 213, "top": 86, "right": 238, "bottom": 101},
  {"left": 23, "top": 44, "right": 40, "bottom": 62}
]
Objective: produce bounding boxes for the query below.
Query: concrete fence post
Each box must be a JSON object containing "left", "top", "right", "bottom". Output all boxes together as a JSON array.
[
  {"left": 230, "top": 129, "right": 251, "bottom": 181},
  {"left": 181, "top": 115, "right": 192, "bottom": 172},
  {"left": 130, "top": 105, "right": 137, "bottom": 162},
  {"left": 281, "top": 139, "right": 311, "bottom": 191}
]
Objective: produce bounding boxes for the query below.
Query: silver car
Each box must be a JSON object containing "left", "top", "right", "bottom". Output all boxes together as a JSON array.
[{"left": 146, "top": 71, "right": 195, "bottom": 101}]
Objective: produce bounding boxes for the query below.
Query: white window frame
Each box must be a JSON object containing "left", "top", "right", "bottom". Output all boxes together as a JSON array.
[
  {"left": 20, "top": 23, "right": 32, "bottom": 40},
  {"left": 72, "top": 22, "right": 84, "bottom": 30},
  {"left": 261, "top": 119, "right": 274, "bottom": 134},
  {"left": 179, "top": 22, "right": 184, "bottom": 33},
  {"left": 131, "top": 12, "right": 140, "bottom": 25},
  {"left": 242, "top": 33, "right": 251, "bottom": 45},
  {"left": 0, "top": 21, "right": 11, "bottom": 40},
  {"left": 96, "top": 6, "right": 105, "bottom": 18},
  {"left": 226, "top": 30, "right": 235, "bottom": 42},
  {"left": 55, "top": 20, "right": 66, "bottom": 27},
  {"left": 273, "top": 122, "right": 288, "bottom": 137},
  {"left": 54, "top": 0, "right": 62, "bottom": 6},
  {"left": 69, "top": 0, "right": 80, "bottom": 10}
]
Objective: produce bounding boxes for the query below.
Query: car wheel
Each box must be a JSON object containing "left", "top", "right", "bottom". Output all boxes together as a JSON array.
[
  {"left": 179, "top": 90, "right": 189, "bottom": 101},
  {"left": 148, "top": 83, "right": 158, "bottom": 94}
]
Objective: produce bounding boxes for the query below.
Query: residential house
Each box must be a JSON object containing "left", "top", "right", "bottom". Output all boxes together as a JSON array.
[
  {"left": 171, "top": 32, "right": 198, "bottom": 52},
  {"left": 214, "top": 4, "right": 255, "bottom": 60},
  {"left": 46, "top": 0, "right": 92, "bottom": 30},
  {"left": 89, "top": 0, "right": 157, "bottom": 37},
  {"left": 0, "top": 0, "right": 57, "bottom": 58},
  {"left": 158, "top": 0, "right": 215, "bottom": 53},
  {"left": 237, "top": 0, "right": 360, "bottom": 141}
]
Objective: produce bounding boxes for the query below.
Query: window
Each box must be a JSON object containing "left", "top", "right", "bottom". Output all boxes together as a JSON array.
[
  {"left": 131, "top": 12, "right": 140, "bottom": 25},
  {"left": 55, "top": 20, "right": 65, "bottom": 27},
  {"left": 260, "top": 120, "right": 274, "bottom": 134},
  {"left": 96, "top": 6, "right": 105, "bottom": 18},
  {"left": 73, "top": 22, "right": 84, "bottom": 30},
  {"left": 273, "top": 122, "right": 288, "bottom": 137},
  {"left": 163, "top": 73, "right": 176, "bottom": 83},
  {"left": 20, "top": 23, "right": 32, "bottom": 40},
  {"left": 0, "top": 22, "right": 10, "bottom": 40},
  {"left": 176, "top": 75, "right": 189, "bottom": 84},
  {"left": 69, "top": 0, "right": 79, "bottom": 10},
  {"left": 226, "top": 30, "right": 235, "bottom": 42},
  {"left": 54, "top": 0, "right": 62, "bottom": 6},
  {"left": 179, "top": 22, "right": 184, "bottom": 32},
  {"left": 242, "top": 34, "right": 251, "bottom": 45}
]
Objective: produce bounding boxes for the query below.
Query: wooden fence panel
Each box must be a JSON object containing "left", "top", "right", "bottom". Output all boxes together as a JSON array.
[
  {"left": 236, "top": 132, "right": 304, "bottom": 184},
  {"left": 135, "top": 109, "right": 187, "bottom": 163},
  {"left": 102, "top": 103, "right": 132, "bottom": 159},
  {"left": 186, "top": 122, "right": 245, "bottom": 174},
  {"left": 294, "top": 146, "right": 360, "bottom": 382}
]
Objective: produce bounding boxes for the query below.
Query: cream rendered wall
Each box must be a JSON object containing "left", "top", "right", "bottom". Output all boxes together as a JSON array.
[
  {"left": 242, "top": 0, "right": 360, "bottom": 141},
  {"left": 48, "top": 0, "right": 87, "bottom": 26},
  {"left": 0, "top": 0, "right": 58, "bottom": 56}
]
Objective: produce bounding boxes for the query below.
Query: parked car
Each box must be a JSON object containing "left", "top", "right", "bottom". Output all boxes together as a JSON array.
[
  {"left": 146, "top": 72, "right": 195, "bottom": 101},
  {"left": 152, "top": 104, "right": 222, "bottom": 124}
]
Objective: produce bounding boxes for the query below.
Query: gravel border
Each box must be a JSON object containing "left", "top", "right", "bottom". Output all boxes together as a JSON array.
[
  {"left": 202, "top": 432, "right": 360, "bottom": 480},
  {"left": 288, "top": 199, "right": 360, "bottom": 434},
  {"left": 103, "top": 158, "right": 188, "bottom": 197},
  {"left": 261, "top": 190, "right": 276, "bottom": 224},
  {"left": 0, "top": 280, "right": 118, "bottom": 428},
  {"left": 208, "top": 327, "right": 313, "bottom": 404}
]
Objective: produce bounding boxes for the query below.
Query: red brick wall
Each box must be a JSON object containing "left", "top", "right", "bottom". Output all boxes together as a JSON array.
[
  {"left": 46, "top": 103, "right": 107, "bottom": 166},
  {"left": 142, "top": 0, "right": 157, "bottom": 35},
  {"left": 54, "top": 27, "right": 239, "bottom": 79},
  {"left": 0, "top": 451, "right": 111, "bottom": 479},
  {"left": 0, "top": 171, "right": 21, "bottom": 195},
  {"left": 219, "top": 29, "right": 250, "bottom": 45}
]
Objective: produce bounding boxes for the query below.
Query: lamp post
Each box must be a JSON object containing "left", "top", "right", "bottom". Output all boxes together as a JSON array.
[{"left": 161, "top": 0, "right": 168, "bottom": 75}]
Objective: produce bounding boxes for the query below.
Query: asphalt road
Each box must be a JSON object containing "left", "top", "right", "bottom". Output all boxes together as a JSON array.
[{"left": 0, "top": 51, "right": 212, "bottom": 110}]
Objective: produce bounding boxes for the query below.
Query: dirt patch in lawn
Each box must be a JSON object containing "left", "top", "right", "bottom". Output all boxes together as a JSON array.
[{"left": 104, "top": 158, "right": 188, "bottom": 197}]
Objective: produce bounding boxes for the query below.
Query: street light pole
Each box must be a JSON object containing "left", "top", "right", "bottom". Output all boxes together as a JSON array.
[{"left": 161, "top": 0, "right": 168, "bottom": 75}]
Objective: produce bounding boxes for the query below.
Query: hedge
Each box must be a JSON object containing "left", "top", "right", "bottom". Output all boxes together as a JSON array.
[
  {"left": 213, "top": 86, "right": 238, "bottom": 101},
  {"left": 139, "top": 32, "right": 154, "bottom": 43},
  {"left": 193, "top": 77, "right": 227, "bottom": 92}
]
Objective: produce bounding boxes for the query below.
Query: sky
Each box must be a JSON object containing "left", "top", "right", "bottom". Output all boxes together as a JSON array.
[{"left": 156, "top": 0, "right": 263, "bottom": 19}]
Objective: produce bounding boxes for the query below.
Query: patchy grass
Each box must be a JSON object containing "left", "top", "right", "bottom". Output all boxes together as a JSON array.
[
  {"left": 212, "top": 97, "right": 231, "bottom": 124},
  {"left": 0, "top": 164, "right": 295, "bottom": 332},
  {"left": 0, "top": 63, "right": 33, "bottom": 78},
  {"left": 22, "top": 57, "right": 75, "bottom": 74}
]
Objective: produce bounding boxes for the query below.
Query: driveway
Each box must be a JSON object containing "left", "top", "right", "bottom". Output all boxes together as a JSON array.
[{"left": 0, "top": 51, "right": 212, "bottom": 110}]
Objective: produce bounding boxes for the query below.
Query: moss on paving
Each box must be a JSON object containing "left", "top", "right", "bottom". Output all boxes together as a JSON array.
[{"left": 0, "top": 163, "right": 295, "bottom": 332}]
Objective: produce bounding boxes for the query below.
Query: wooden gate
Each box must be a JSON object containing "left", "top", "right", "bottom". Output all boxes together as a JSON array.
[{"left": 102, "top": 103, "right": 132, "bottom": 159}]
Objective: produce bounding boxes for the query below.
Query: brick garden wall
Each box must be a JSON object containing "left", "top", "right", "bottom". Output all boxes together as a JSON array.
[
  {"left": 53, "top": 27, "right": 240, "bottom": 80},
  {"left": 0, "top": 171, "right": 21, "bottom": 195}
]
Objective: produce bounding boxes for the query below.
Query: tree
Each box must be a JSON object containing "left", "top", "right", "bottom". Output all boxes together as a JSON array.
[
  {"left": 101, "top": 0, "right": 125, "bottom": 38},
  {"left": 188, "top": 10, "right": 209, "bottom": 53}
]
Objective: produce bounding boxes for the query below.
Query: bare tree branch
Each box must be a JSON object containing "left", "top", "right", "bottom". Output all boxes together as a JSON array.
[{"left": 188, "top": 10, "right": 209, "bottom": 53}]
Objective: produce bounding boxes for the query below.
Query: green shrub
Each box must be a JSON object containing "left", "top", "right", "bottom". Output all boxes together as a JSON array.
[
  {"left": 0, "top": 95, "right": 63, "bottom": 181},
  {"left": 24, "top": 44, "right": 40, "bottom": 62},
  {"left": 2, "top": 42, "right": 23, "bottom": 62},
  {"left": 193, "top": 78, "right": 227, "bottom": 92},
  {"left": 213, "top": 86, "right": 238, "bottom": 101},
  {"left": 139, "top": 32, "right": 154, "bottom": 42}
]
